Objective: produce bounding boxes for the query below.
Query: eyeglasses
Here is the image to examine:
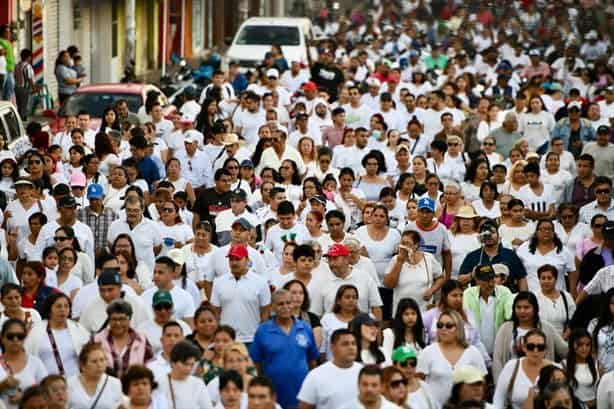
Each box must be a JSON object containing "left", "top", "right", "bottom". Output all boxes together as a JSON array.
[
  {"left": 227, "top": 166, "right": 239, "bottom": 170},
  {"left": 60, "top": 256, "right": 74, "bottom": 262},
  {"left": 154, "top": 303, "right": 173, "bottom": 311},
  {"left": 437, "top": 322, "right": 456, "bottom": 329},
  {"left": 5, "top": 332, "right": 25, "bottom": 341},
  {"left": 525, "top": 342, "right": 546, "bottom": 352},
  {"left": 447, "top": 143, "right": 459, "bottom": 147},
  {"left": 390, "top": 378, "right": 409, "bottom": 388},
  {"left": 398, "top": 359, "right": 417, "bottom": 368},
  {"left": 54, "top": 236, "right": 71, "bottom": 242},
  {"left": 596, "top": 189, "right": 611, "bottom": 195},
  {"left": 162, "top": 208, "right": 175, "bottom": 213}
]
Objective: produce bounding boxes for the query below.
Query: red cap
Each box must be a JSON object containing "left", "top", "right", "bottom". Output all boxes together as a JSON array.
[
  {"left": 227, "top": 244, "right": 249, "bottom": 259},
  {"left": 325, "top": 243, "right": 350, "bottom": 257},
  {"left": 302, "top": 81, "right": 317, "bottom": 92}
]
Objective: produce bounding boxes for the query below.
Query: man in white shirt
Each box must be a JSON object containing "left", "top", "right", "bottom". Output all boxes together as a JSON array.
[
  {"left": 108, "top": 196, "right": 162, "bottom": 272},
  {"left": 215, "top": 191, "right": 260, "bottom": 246},
  {"left": 280, "top": 60, "right": 311, "bottom": 93},
  {"left": 257, "top": 129, "right": 306, "bottom": 176},
  {"left": 210, "top": 244, "right": 271, "bottom": 343},
  {"left": 361, "top": 77, "right": 382, "bottom": 111},
  {"left": 52, "top": 115, "right": 78, "bottom": 161},
  {"left": 77, "top": 111, "right": 97, "bottom": 149},
  {"left": 264, "top": 201, "right": 310, "bottom": 262},
  {"left": 179, "top": 86, "right": 202, "bottom": 118},
  {"left": 309, "top": 243, "right": 383, "bottom": 319},
  {"left": 343, "top": 84, "right": 372, "bottom": 130},
  {"left": 141, "top": 256, "right": 196, "bottom": 326},
  {"left": 199, "top": 70, "right": 235, "bottom": 103},
  {"left": 235, "top": 92, "right": 266, "bottom": 147},
  {"left": 173, "top": 133, "right": 210, "bottom": 189},
  {"left": 340, "top": 365, "right": 400, "bottom": 409},
  {"left": 298, "top": 328, "right": 363, "bottom": 409},
  {"left": 79, "top": 269, "right": 152, "bottom": 333},
  {"left": 147, "top": 320, "right": 185, "bottom": 383},
  {"left": 288, "top": 113, "right": 317, "bottom": 148},
  {"left": 598, "top": 86, "right": 614, "bottom": 121},
  {"left": 151, "top": 101, "right": 174, "bottom": 139}
]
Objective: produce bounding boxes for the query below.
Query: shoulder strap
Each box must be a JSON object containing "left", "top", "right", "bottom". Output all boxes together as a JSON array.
[
  {"left": 168, "top": 374, "right": 177, "bottom": 409},
  {"left": 46, "top": 323, "right": 66, "bottom": 375},
  {"left": 37, "top": 200, "right": 43, "bottom": 213},
  {"left": 410, "top": 135, "right": 420, "bottom": 154},
  {"left": 88, "top": 375, "right": 109, "bottom": 409},
  {"left": 506, "top": 359, "right": 521, "bottom": 406},
  {"left": 561, "top": 291, "right": 570, "bottom": 327}
]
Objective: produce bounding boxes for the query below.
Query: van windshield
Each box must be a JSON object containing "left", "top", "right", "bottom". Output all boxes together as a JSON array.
[{"left": 235, "top": 25, "right": 300, "bottom": 46}]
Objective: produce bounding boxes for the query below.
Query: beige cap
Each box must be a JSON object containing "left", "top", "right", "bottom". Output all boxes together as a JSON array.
[{"left": 456, "top": 205, "right": 479, "bottom": 219}]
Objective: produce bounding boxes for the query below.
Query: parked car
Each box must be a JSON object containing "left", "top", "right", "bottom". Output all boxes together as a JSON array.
[
  {"left": 224, "top": 17, "right": 313, "bottom": 71},
  {"left": 48, "top": 83, "right": 176, "bottom": 133}
]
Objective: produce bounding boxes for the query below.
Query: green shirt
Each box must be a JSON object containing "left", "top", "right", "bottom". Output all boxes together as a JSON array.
[{"left": 0, "top": 39, "right": 14, "bottom": 72}]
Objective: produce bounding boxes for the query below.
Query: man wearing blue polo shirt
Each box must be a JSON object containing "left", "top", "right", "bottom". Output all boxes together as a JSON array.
[{"left": 249, "top": 289, "right": 319, "bottom": 409}]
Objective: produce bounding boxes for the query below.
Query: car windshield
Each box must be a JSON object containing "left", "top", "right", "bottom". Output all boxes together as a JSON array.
[
  {"left": 61, "top": 93, "right": 143, "bottom": 117},
  {"left": 235, "top": 25, "right": 300, "bottom": 46}
]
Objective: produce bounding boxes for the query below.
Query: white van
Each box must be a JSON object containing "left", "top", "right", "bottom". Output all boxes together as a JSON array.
[{"left": 224, "top": 17, "right": 313, "bottom": 71}]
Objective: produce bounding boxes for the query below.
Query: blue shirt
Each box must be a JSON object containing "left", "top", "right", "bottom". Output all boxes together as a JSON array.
[
  {"left": 125, "top": 156, "right": 160, "bottom": 191},
  {"left": 249, "top": 318, "right": 319, "bottom": 409}
]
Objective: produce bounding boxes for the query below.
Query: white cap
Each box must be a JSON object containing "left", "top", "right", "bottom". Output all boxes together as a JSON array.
[
  {"left": 366, "top": 77, "right": 381, "bottom": 88},
  {"left": 528, "top": 49, "right": 540, "bottom": 57},
  {"left": 183, "top": 129, "right": 200, "bottom": 144},
  {"left": 266, "top": 68, "right": 279, "bottom": 79},
  {"left": 586, "top": 30, "right": 598, "bottom": 40}
]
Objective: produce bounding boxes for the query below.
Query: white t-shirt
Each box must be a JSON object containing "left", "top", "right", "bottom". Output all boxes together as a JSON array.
[
  {"left": 137, "top": 319, "right": 192, "bottom": 354},
  {"left": 66, "top": 374, "right": 123, "bottom": 409},
  {"left": 516, "top": 242, "right": 576, "bottom": 292},
  {"left": 235, "top": 109, "right": 266, "bottom": 146},
  {"left": 354, "top": 226, "right": 401, "bottom": 284},
  {"left": 471, "top": 199, "right": 502, "bottom": 220},
  {"left": 319, "top": 313, "right": 351, "bottom": 359},
  {"left": 416, "top": 343, "right": 487, "bottom": 407},
  {"left": 406, "top": 380, "right": 438, "bottom": 409},
  {"left": 536, "top": 289, "right": 576, "bottom": 336},
  {"left": 157, "top": 222, "right": 194, "bottom": 246},
  {"left": 385, "top": 252, "right": 443, "bottom": 314},
  {"left": 498, "top": 222, "right": 535, "bottom": 249},
  {"left": 297, "top": 362, "right": 363, "bottom": 409},
  {"left": 264, "top": 223, "right": 310, "bottom": 262},
  {"left": 519, "top": 111, "right": 555, "bottom": 151},
  {"left": 541, "top": 169, "right": 573, "bottom": 203},
  {"left": 0, "top": 355, "right": 47, "bottom": 409},
  {"left": 518, "top": 183, "right": 557, "bottom": 215},
  {"left": 159, "top": 375, "right": 214, "bottom": 409},
  {"left": 448, "top": 232, "right": 481, "bottom": 278}
]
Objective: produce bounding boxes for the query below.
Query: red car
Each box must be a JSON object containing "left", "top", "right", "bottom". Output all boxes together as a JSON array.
[{"left": 48, "top": 83, "right": 176, "bottom": 133}]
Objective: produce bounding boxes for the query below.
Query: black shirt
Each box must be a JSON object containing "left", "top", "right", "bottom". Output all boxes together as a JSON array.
[
  {"left": 311, "top": 62, "right": 344, "bottom": 101},
  {"left": 192, "top": 187, "right": 231, "bottom": 243}
]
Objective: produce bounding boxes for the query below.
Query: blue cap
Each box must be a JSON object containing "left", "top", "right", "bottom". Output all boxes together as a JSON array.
[
  {"left": 496, "top": 60, "right": 512, "bottom": 71},
  {"left": 87, "top": 183, "right": 104, "bottom": 199},
  {"left": 417, "top": 197, "right": 436, "bottom": 212}
]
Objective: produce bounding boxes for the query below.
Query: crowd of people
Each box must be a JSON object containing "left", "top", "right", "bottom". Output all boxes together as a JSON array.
[{"left": 0, "top": 0, "right": 614, "bottom": 408}]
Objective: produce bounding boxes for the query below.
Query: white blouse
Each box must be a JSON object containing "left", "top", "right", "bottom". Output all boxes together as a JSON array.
[
  {"left": 536, "top": 289, "right": 576, "bottom": 335},
  {"left": 67, "top": 374, "right": 123, "bottom": 409}
]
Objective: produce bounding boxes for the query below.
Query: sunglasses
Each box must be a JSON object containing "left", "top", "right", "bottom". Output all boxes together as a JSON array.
[
  {"left": 437, "top": 322, "right": 456, "bottom": 329},
  {"left": 398, "top": 359, "right": 417, "bottom": 368},
  {"left": 54, "top": 236, "right": 71, "bottom": 242},
  {"left": 596, "top": 189, "right": 611, "bottom": 194},
  {"left": 483, "top": 142, "right": 494, "bottom": 146},
  {"left": 154, "top": 303, "right": 173, "bottom": 311},
  {"left": 448, "top": 143, "right": 459, "bottom": 147},
  {"left": 162, "top": 208, "right": 175, "bottom": 213},
  {"left": 593, "top": 223, "right": 604, "bottom": 228},
  {"left": 390, "top": 378, "right": 408, "bottom": 388},
  {"left": 29, "top": 159, "right": 42, "bottom": 165},
  {"left": 525, "top": 342, "right": 546, "bottom": 352},
  {"left": 5, "top": 332, "right": 25, "bottom": 341}
]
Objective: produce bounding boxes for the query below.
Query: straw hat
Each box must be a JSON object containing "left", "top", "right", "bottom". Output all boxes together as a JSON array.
[{"left": 455, "top": 205, "right": 479, "bottom": 219}]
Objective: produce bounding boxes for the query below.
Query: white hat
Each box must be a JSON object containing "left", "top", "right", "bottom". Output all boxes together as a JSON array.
[
  {"left": 492, "top": 263, "right": 510, "bottom": 277},
  {"left": 586, "top": 30, "right": 598, "bottom": 40},
  {"left": 366, "top": 77, "right": 381, "bottom": 88},
  {"left": 183, "top": 129, "right": 200, "bottom": 144},
  {"left": 266, "top": 68, "right": 279, "bottom": 79},
  {"left": 528, "top": 49, "right": 540, "bottom": 57},
  {"left": 452, "top": 365, "right": 485, "bottom": 385}
]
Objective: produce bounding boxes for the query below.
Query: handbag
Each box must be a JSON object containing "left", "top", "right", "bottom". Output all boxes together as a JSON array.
[{"left": 505, "top": 359, "right": 521, "bottom": 409}]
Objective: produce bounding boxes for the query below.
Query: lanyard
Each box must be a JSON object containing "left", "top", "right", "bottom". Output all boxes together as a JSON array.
[{"left": 46, "top": 323, "right": 66, "bottom": 375}]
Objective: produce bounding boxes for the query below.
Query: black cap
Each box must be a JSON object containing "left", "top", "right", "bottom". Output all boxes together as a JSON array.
[
  {"left": 98, "top": 269, "right": 121, "bottom": 286},
  {"left": 58, "top": 195, "right": 78, "bottom": 208},
  {"left": 597, "top": 125, "right": 610, "bottom": 134},
  {"left": 309, "top": 194, "right": 327, "bottom": 206},
  {"left": 603, "top": 221, "right": 614, "bottom": 240},
  {"left": 349, "top": 313, "right": 379, "bottom": 331},
  {"left": 474, "top": 264, "right": 495, "bottom": 280},
  {"left": 231, "top": 189, "right": 248, "bottom": 201},
  {"left": 295, "top": 112, "right": 309, "bottom": 120},
  {"left": 480, "top": 221, "right": 497, "bottom": 233},
  {"left": 53, "top": 183, "right": 70, "bottom": 196}
]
